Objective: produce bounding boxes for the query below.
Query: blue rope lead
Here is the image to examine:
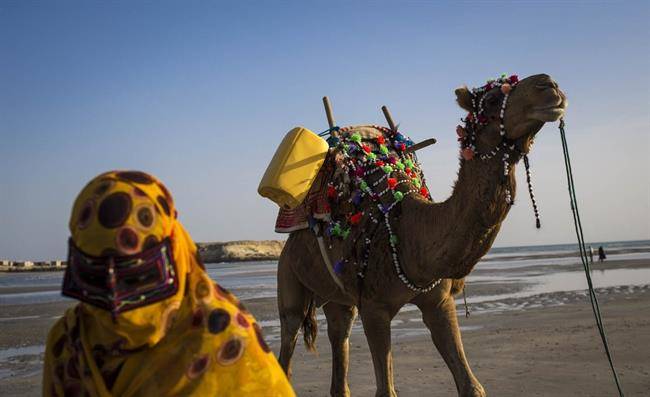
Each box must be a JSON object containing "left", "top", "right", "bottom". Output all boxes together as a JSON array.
[
  {"left": 559, "top": 119, "right": 625, "bottom": 397},
  {"left": 318, "top": 126, "right": 340, "bottom": 137}
]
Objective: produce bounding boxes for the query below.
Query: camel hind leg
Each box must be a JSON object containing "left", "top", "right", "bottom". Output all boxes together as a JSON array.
[
  {"left": 323, "top": 302, "right": 357, "bottom": 397},
  {"left": 359, "top": 302, "right": 400, "bottom": 397},
  {"left": 277, "top": 247, "right": 314, "bottom": 379},
  {"left": 412, "top": 280, "right": 486, "bottom": 397}
]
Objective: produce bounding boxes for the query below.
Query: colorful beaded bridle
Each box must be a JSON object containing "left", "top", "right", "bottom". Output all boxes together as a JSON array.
[{"left": 457, "top": 74, "right": 541, "bottom": 228}]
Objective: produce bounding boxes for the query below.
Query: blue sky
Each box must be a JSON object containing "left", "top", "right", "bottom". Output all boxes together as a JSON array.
[{"left": 1, "top": 1, "right": 649, "bottom": 260}]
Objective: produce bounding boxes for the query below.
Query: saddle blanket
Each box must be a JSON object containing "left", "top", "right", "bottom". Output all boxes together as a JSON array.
[{"left": 274, "top": 170, "right": 330, "bottom": 233}]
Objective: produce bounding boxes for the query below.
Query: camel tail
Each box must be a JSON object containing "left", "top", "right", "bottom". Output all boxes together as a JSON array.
[{"left": 302, "top": 298, "right": 318, "bottom": 352}]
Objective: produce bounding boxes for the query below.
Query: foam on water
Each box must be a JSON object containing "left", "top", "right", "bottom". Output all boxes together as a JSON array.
[
  {"left": 0, "top": 345, "right": 46, "bottom": 381},
  {"left": 0, "top": 290, "right": 66, "bottom": 306},
  {"left": 0, "top": 345, "right": 45, "bottom": 361}
]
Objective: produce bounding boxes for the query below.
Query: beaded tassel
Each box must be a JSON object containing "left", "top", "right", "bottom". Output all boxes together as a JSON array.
[
  {"left": 503, "top": 152, "right": 513, "bottom": 205},
  {"left": 523, "top": 155, "right": 541, "bottom": 228}
]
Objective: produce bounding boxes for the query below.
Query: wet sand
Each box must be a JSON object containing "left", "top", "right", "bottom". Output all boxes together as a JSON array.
[
  {"left": 290, "top": 285, "right": 650, "bottom": 396},
  {"left": 1, "top": 259, "right": 649, "bottom": 396}
]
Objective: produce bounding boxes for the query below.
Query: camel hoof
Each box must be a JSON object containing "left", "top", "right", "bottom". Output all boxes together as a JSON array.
[
  {"left": 461, "top": 383, "right": 486, "bottom": 397},
  {"left": 330, "top": 386, "right": 351, "bottom": 397}
]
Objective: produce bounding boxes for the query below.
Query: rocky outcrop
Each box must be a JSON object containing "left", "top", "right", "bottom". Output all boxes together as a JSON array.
[
  {"left": 0, "top": 241, "right": 287, "bottom": 272},
  {"left": 197, "top": 240, "right": 286, "bottom": 263}
]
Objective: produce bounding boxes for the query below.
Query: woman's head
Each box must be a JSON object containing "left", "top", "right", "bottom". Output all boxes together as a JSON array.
[
  {"left": 69, "top": 170, "right": 176, "bottom": 256},
  {"left": 63, "top": 171, "right": 195, "bottom": 346}
]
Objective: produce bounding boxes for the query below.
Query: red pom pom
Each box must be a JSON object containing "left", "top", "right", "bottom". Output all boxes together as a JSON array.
[
  {"left": 395, "top": 142, "right": 405, "bottom": 151},
  {"left": 466, "top": 113, "right": 474, "bottom": 122},
  {"left": 327, "top": 185, "right": 337, "bottom": 199},
  {"left": 362, "top": 144, "right": 371, "bottom": 153},
  {"left": 420, "top": 187, "right": 429, "bottom": 197},
  {"left": 350, "top": 212, "right": 363, "bottom": 225},
  {"left": 376, "top": 135, "right": 385, "bottom": 145},
  {"left": 387, "top": 178, "right": 397, "bottom": 189},
  {"left": 355, "top": 167, "right": 365, "bottom": 177},
  {"left": 509, "top": 75, "right": 519, "bottom": 84},
  {"left": 375, "top": 160, "right": 385, "bottom": 167},
  {"left": 462, "top": 147, "right": 475, "bottom": 160},
  {"left": 405, "top": 168, "right": 412, "bottom": 176}
]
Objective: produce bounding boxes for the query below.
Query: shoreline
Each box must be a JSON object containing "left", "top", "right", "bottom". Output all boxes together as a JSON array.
[{"left": 2, "top": 240, "right": 647, "bottom": 272}]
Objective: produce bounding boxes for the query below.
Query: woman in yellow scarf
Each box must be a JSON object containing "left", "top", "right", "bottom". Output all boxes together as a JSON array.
[{"left": 43, "top": 171, "right": 295, "bottom": 397}]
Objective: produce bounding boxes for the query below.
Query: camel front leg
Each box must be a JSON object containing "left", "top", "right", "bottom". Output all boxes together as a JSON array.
[
  {"left": 323, "top": 302, "right": 357, "bottom": 397},
  {"left": 412, "top": 287, "right": 486, "bottom": 397},
  {"left": 359, "top": 304, "right": 399, "bottom": 397}
]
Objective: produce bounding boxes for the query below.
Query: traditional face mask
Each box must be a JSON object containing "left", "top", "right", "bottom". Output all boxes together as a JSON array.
[{"left": 62, "top": 237, "right": 179, "bottom": 317}]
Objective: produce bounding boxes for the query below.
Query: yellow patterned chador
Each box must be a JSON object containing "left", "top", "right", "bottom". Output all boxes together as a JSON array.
[{"left": 43, "top": 170, "right": 295, "bottom": 397}]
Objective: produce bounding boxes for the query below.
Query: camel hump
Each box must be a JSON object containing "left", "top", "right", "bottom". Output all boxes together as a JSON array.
[
  {"left": 337, "top": 125, "right": 386, "bottom": 140},
  {"left": 325, "top": 124, "right": 428, "bottom": 219},
  {"left": 273, "top": 124, "right": 431, "bottom": 237},
  {"left": 300, "top": 125, "right": 433, "bottom": 280}
]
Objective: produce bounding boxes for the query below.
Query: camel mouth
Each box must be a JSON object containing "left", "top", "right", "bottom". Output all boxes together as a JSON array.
[{"left": 530, "top": 105, "right": 566, "bottom": 122}]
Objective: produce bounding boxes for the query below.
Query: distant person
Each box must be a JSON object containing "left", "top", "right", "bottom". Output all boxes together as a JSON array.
[
  {"left": 589, "top": 245, "right": 594, "bottom": 263},
  {"left": 43, "top": 171, "right": 294, "bottom": 396},
  {"left": 598, "top": 245, "right": 607, "bottom": 262}
]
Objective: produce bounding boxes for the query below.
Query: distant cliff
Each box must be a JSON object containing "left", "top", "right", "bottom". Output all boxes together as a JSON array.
[
  {"left": 1, "top": 241, "right": 287, "bottom": 272},
  {"left": 196, "top": 240, "right": 286, "bottom": 263}
]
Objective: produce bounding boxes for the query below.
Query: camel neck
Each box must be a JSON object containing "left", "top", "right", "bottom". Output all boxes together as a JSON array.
[
  {"left": 398, "top": 155, "right": 516, "bottom": 284},
  {"left": 448, "top": 154, "right": 516, "bottom": 228}
]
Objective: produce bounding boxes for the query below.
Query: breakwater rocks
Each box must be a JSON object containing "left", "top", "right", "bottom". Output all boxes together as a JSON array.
[
  {"left": 196, "top": 240, "right": 286, "bottom": 263},
  {"left": 0, "top": 260, "right": 66, "bottom": 272}
]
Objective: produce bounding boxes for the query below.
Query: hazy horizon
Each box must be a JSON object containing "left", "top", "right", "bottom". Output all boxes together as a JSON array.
[{"left": 1, "top": 1, "right": 649, "bottom": 260}]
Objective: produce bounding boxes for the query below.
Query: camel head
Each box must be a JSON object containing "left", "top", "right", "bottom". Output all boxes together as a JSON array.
[{"left": 455, "top": 74, "right": 567, "bottom": 156}]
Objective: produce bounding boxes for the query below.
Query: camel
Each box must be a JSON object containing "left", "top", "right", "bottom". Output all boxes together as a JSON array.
[{"left": 276, "top": 73, "right": 567, "bottom": 396}]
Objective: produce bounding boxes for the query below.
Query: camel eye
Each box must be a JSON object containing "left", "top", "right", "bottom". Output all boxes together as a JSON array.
[
  {"left": 536, "top": 81, "right": 557, "bottom": 90},
  {"left": 485, "top": 94, "right": 500, "bottom": 108}
]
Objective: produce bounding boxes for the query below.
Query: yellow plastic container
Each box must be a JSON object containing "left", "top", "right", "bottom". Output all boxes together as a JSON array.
[{"left": 258, "top": 127, "right": 329, "bottom": 209}]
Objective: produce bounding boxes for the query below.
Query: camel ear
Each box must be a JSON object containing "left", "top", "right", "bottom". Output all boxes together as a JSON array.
[{"left": 455, "top": 86, "right": 473, "bottom": 112}]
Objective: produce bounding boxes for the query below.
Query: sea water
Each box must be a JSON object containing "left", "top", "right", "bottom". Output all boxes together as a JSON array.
[{"left": 1, "top": 240, "right": 649, "bottom": 307}]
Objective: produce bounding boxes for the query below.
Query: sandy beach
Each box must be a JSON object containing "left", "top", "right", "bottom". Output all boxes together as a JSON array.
[
  {"left": 1, "top": 250, "right": 649, "bottom": 396},
  {"left": 290, "top": 281, "right": 650, "bottom": 396}
]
